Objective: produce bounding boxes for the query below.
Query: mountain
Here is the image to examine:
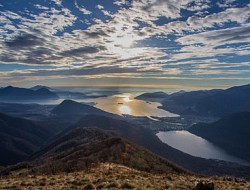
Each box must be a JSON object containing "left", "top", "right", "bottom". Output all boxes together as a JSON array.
[
  {"left": 1, "top": 126, "right": 250, "bottom": 190},
  {"left": 30, "top": 85, "right": 52, "bottom": 91},
  {"left": 51, "top": 100, "right": 110, "bottom": 116},
  {"left": 136, "top": 84, "right": 250, "bottom": 117},
  {"left": 0, "top": 113, "right": 55, "bottom": 166},
  {"left": 189, "top": 112, "right": 250, "bottom": 162},
  {"left": 1, "top": 111, "right": 250, "bottom": 178},
  {"left": 59, "top": 114, "right": 250, "bottom": 178},
  {"left": 50, "top": 100, "right": 117, "bottom": 124},
  {"left": 136, "top": 91, "right": 169, "bottom": 100},
  {"left": 0, "top": 86, "right": 59, "bottom": 101},
  {"left": 19, "top": 127, "right": 184, "bottom": 175}
]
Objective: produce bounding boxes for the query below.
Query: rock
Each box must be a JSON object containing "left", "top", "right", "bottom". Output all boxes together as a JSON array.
[{"left": 193, "top": 181, "right": 214, "bottom": 190}]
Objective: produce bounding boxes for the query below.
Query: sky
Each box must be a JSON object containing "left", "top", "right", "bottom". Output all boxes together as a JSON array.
[{"left": 0, "top": 0, "right": 250, "bottom": 89}]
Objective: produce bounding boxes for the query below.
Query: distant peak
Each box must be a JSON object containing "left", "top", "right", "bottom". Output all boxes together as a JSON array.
[
  {"left": 5, "top": 85, "right": 14, "bottom": 88},
  {"left": 36, "top": 87, "right": 50, "bottom": 92},
  {"left": 61, "top": 99, "right": 77, "bottom": 104},
  {"left": 30, "top": 85, "right": 51, "bottom": 91}
]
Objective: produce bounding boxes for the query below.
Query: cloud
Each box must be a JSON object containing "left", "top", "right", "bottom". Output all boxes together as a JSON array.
[
  {"left": 0, "top": 0, "right": 249, "bottom": 86},
  {"left": 187, "top": 5, "right": 250, "bottom": 30},
  {"left": 4, "top": 32, "right": 44, "bottom": 48},
  {"left": 96, "top": 5, "right": 104, "bottom": 10},
  {"left": 51, "top": 0, "right": 62, "bottom": 6},
  {"left": 178, "top": 24, "right": 250, "bottom": 46},
  {"left": 185, "top": 0, "right": 211, "bottom": 11},
  {"left": 75, "top": 0, "right": 92, "bottom": 15},
  {"left": 60, "top": 46, "right": 105, "bottom": 57},
  {"left": 217, "top": 0, "right": 236, "bottom": 8},
  {"left": 34, "top": 4, "right": 49, "bottom": 10},
  {"left": 113, "top": 0, "right": 128, "bottom": 6}
]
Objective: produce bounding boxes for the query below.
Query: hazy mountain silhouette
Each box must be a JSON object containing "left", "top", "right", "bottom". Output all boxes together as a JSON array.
[
  {"left": 52, "top": 100, "right": 111, "bottom": 116},
  {"left": 136, "top": 91, "right": 169, "bottom": 99},
  {"left": 0, "top": 113, "right": 55, "bottom": 165},
  {"left": 50, "top": 100, "right": 118, "bottom": 127},
  {"left": 0, "top": 86, "right": 59, "bottom": 101},
  {"left": 137, "top": 84, "right": 250, "bottom": 117},
  {"left": 189, "top": 112, "right": 250, "bottom": 162},
  {"left": 16, "top": 127, "right": 185, "bottom": 175},
  {"left": 30, "top": 85, "right": 52, "bottom": 91}
]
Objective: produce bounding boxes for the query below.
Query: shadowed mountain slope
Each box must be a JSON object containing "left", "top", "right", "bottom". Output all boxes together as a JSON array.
[
  {"left": 0, "top": 86, "right": 58, "bottom": 101},
  {"left": 1, "top": 127, "right": 185, "bottom": 176},
  {"left": 49, "top": 99, "right": 119, "bottom": 128},
  {"left": 0, "top": 113, "right": 54, "bottom": 166},
  {"left": 51, "top": 100, "right": 107, "bottom": 116},
  {"left": 189, "top": 112, "right": 250, "bottom": 162},
  {"left": 60, "top": 114, "right": 250, "bottom": 178},
  {"left": 136, "top": 84, "right": 250, "bottom": 117}
]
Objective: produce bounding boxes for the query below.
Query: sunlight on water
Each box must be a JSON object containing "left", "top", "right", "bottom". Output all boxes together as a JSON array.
[
  {"left": 119, "top": 105, "right": 132, "bottom": 115},
  {"left": 90, "top": 93, "right": 179, "bottom": 117},
  {"left": 123, "top": 96, "right": 132, "bottom": 102},
  {"left": 157, "top": 130, "right": 250, "bottom": 166}
]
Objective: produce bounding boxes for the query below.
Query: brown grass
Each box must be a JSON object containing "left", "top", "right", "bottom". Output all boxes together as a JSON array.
[{"left": 0, "top": 163, "right": 249, "bottom": 190}]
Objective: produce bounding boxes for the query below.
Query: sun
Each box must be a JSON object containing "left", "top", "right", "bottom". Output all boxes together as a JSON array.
[
  {"left": 123, "top": 96, "right": 132, "bottom": 102},
  {"left": 105, "top": 22, "right": 146, "bottom": 58},
  {"left": 106, "top": 37, "right": 145, "bottom": 59},
  {"left": 112, "top": 34, "right": 134, "bottom": 48}
]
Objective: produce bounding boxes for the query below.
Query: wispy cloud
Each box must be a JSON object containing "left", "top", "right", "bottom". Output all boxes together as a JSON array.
[{"left": 0, "top": 0, "right": 249, "bottom": 87}]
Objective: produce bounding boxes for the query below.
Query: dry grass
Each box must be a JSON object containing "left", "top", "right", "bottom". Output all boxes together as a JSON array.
[{"left": 0, "top": 163, "right": 249, "bottom": 190}]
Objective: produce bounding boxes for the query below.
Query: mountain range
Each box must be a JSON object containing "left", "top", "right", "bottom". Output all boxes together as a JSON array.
[
  {"left": 136, "top": 84, "right": 250, "bottom": 117},
  {"left": 0, "top": 86, "right": 59, "bottom": 101},
  {"left": 0, "top": 113, "right": 55, "bottom": 165},
  {"left": 1, "top": 84, "right": 250, "bottom": 185},
  {"left": 2, "top": 127, "right": 184, "bottom": 176}
]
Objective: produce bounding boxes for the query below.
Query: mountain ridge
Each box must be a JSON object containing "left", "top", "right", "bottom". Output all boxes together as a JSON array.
[
  {"left": 0, "top": 86, "right": 59, "bottom": 101},
  {"left": 1, "top": 127, "right": 186, "bottom": 176},
  {"left": 136, "top": 83, "right": 250, "bottom": 117},
  {"left": 0, "top": 112, "right": 55, "bottom": 165},
  {"left": 189, "top": 112, "right": 250, "bottom": 162}
]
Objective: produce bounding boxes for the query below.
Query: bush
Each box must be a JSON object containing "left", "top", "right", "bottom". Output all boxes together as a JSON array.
[
  {"left": 83, "top": 183, "right": 95, "bottom": 190},
  {"left": 106, "top": 182, "right": 119, "bottom": 188},
  {"left": 121, "top": 182, "right": 135, "bottom": 189}
]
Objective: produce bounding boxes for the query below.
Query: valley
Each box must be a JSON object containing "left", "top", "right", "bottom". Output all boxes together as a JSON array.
[{"left": 0, "top": 84, "right": 250, "bottom": 189}]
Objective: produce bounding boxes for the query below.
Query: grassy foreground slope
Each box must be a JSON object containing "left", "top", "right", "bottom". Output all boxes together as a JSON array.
[{"left": 0, "top": 163, "right": 250, "bottom": 190}]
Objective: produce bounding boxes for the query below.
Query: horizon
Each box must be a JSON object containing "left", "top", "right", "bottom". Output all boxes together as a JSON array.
[{"left": 2, "top": 82, "right": 250, "bottom": 91}]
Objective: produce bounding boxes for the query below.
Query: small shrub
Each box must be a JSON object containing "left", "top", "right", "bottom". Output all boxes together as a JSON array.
[
  {"left": 83, "top": 183, "right": 95, "bottom": 190},
  {"left": 106, "top": 182, "right": 119, "bottom": 188},
  {"left": 96, "top": 183, "right": 106, "bottom": 189},
  {"left": 39, "top": 181, "right": 46, "bottom": 186},
  {"left": 121, "top": 182, "right": 135, "bottom": 189},
  {"left": 165, "top": 184, "right": 170, "bottom": 189},
  {"left": 71, "top": 180, "right": 85, "bottom": 186}
]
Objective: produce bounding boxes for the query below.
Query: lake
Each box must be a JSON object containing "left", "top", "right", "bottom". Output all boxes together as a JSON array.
[
  {"left": 157, "top": 130, "right": 250, "bottom": 166},
  {"left": 87, "top": 93, "right": 179, "bottom": 118}
]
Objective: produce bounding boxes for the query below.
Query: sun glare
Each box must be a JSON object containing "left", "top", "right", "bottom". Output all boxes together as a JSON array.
[
  {"left": 119, "top": 105, "right": 132, "bottom": 115},
  {"left": 113, "top": 35, "right": 134, "bottom": 48},
  {"left": 123, "top": 96, "right": 132, "bottom": 102},
  {"left": 105, "top": 22, "right": 146, "bottom": 58}
]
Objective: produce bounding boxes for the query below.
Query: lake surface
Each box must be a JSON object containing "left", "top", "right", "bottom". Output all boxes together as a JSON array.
[
  {"left": 88, "top": 93, "right": 179, "bottom": 118},
  {"left": 157, "top": 130, "right": 250, "bottom": 165},
  {"left": 4, "top": 88, "right": 179, "bottom": 118}
]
